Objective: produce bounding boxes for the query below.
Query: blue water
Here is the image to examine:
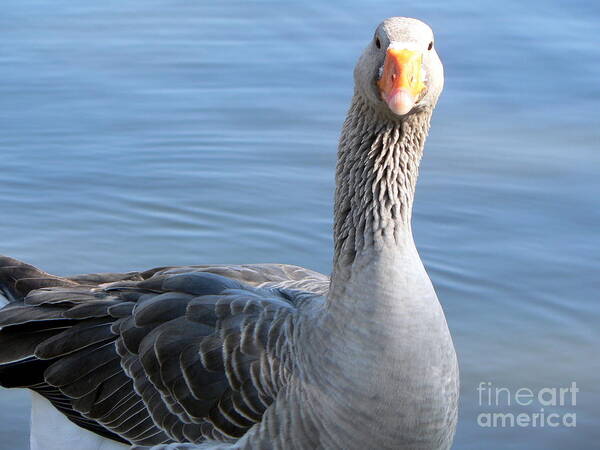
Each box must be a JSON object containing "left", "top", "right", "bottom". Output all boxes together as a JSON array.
[{"left": 1, "top": 1, "right": 599, "bottom": 449}]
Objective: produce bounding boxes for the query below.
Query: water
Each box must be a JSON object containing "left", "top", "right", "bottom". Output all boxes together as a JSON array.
[{"left": 1, "top": 1, "right": 599, "bottom": 448}]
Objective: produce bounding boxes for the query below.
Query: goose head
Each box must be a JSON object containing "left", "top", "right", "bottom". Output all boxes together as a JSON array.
[{"left": 354, "top": 17, "right": 444, "bottom": 117}]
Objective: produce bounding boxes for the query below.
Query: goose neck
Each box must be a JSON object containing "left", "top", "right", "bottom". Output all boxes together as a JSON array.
[{"left": 328, "top": 93, "right": 432, "bottom": 305}]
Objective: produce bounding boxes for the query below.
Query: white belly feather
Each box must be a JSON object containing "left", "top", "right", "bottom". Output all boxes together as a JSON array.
[{"left": 30, "top": 393, "right": 129, "bottom": 450}]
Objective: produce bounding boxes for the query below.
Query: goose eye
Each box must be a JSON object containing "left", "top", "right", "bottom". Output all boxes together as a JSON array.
[
  {"left": 375, "top": 37, "right": 381, "bottom": 49},
  {"left": 427, "top": 41, "right": 433, "bottom": 51}
]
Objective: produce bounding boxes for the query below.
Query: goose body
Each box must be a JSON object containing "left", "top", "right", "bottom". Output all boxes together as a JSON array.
[{"left": 0, "top": 17, "right": 458, "bottom": 450}]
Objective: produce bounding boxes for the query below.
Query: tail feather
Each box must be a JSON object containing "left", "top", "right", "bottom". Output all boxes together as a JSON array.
[
  {"left": 0, "top": 255, "right": 129, "bottom": 444},
  {"left": 0, "top": 256, "right": 77, "bottom": 302}
]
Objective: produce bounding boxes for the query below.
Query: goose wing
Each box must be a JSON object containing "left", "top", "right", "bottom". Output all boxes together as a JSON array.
[{"left": 0, "top": 256, "right": 327, "bottom": 446}]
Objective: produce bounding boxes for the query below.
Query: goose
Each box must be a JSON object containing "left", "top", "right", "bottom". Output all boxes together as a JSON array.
[{"left": 0, "top": 16, "right": 458, "bottom": 450}]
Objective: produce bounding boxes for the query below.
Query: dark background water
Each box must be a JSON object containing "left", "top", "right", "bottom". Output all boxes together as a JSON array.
[{"left": 1, "top": 1, "right": 599, "bottom": 449}]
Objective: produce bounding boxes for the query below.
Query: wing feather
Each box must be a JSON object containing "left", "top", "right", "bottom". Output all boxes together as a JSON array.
[{"left": 0, "top": 257, "right": 327, "bottom": 446}]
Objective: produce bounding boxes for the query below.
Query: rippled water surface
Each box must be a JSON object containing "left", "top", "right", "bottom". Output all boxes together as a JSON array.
[{"left": 1, "top": 1, "right": 599, "bottom": 449}]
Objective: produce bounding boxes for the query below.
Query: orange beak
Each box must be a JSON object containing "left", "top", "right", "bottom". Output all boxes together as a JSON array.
[{"left": 377, "top": 48, "right": 426, "bottom": 115}]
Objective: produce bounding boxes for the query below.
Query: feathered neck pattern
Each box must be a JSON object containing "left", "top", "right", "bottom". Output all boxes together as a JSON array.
[{"left": 331, "top": 93, "right": 432, "bottom": 273}]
